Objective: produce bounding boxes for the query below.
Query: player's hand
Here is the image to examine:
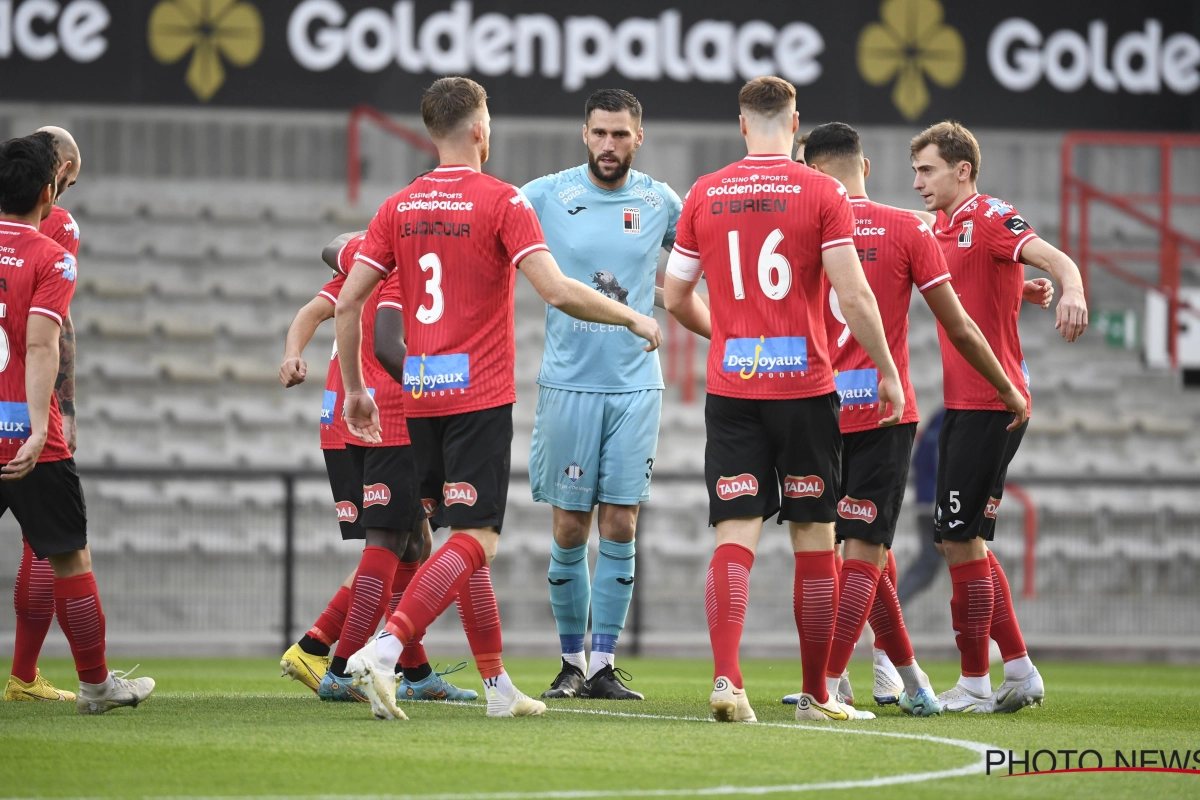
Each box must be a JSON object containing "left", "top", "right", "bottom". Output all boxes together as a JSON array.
[
  {"left": 1023, "top": 278, "right": 1054, "bottom": 309},
  {"left": 2, "top": 431, "right": 47, "bottom": 481},
  {"left": 343, "top": 391, "right": 382, "bottom": 445},
  {"left": 629, "top": 313, "right": 663, "bottom": 352},
  {"left": 279, "top": 357, "right": 307, "bottom": 387},
  {"left": 876, "top": 374, "right": 905, "bottom": 427},
  {"left": 998, "top": 385, "right": 1029, "bottom": 431},
  {"left": 62, "top": 415, "right": 77, "bottom": 454},
  {"left": 1055, "top": 286, "right": 1088, "bottom": 343}
]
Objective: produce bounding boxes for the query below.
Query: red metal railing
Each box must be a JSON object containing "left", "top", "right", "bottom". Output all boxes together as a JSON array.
[
  {"left": 1060, "top": 131, "right": 1200, "bottom": 367},
  {"left": 346, "top": 104, "right": 439, "bottom": 204},
  {"left": 1004, "top": 482, "right": 1039, "bottom": 600}
]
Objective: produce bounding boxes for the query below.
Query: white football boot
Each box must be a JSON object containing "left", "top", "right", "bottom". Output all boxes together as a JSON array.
[
  {"left": 485, "top": 677, "right": 547, "bottom": 718},
  {"left": 347, "top": 641, "right": 407, "bottom": 720},
  {"left": 872, "top": 650, "right": 904, "bottom": 706},
  {"left": 937, "top": 682, "right": 995, "bottom": 714},
  {"left": 794, "top": 692, "right": 875, "bottom": 721},
  {"left": 76, "top": 669, "right": 156, "bottom": 715},
  {"left": 710, "top": 676, "right": 756, "bottom": 723},
  {"left": 993, "top": 667, "right": 1045, "bottom": 713}
]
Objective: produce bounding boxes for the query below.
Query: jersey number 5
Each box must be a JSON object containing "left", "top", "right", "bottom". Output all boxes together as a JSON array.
[
  {"left": 416, "top": 253, "right": 444, "bottom": 324},
  {"left": 727, "top": 228, "right": 791, "bottom": 301}
]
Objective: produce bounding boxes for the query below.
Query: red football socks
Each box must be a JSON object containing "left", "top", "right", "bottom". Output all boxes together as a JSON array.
[
  {"left": 386, "top": 533, "right": 487, "bottom": 645},
  {"left": 333, "top": 546, "right": 399, "bottom": 663},
  {"left": 885, "top": 548, "right": 898, "bottom": 588},
  {"left": 53, "top": 572, "right": 108, "bottom": 685},
  {"left": 826, "top": 558, "right": 880, "bottom": 680},
  {"left": 12, "top": 538, "right": 55, "bottom": 683},
  {"left": 391, "top": 561, "right": 428, "bottom": 668},
  {"left": 308, "top": 585, "right": 351, "bottom": 647},
  {"left": 705, "top": 542, "right": 754, "bottom": 688},
  {"left": 869, "top": 571, "right": 915, "bottom": 667},
  {"left": 987, "top": 550, "right": 1028, "bottom": 661},
  {"left": 456, "top": 565, "right": 504, "bottom": 679},
  {"left": 794, "top": 550, "right": 838, "bottom": 703},
  {"left": 949, "top": 558, "right": 994, "bottom": 678}
]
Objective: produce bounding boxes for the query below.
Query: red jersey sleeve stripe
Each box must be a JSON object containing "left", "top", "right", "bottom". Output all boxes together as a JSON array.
[
  {"left": 511, "top": 242, "right": 549, "bottom": 264},
  {"left": 1012, "top": 233, "right": 1038, "bottom": 262},
  {"left": 317, "top": 290, "right": 337, "bottom": 305},
  {"left": 673, "top": 243, "right": 700, "bottom": 257},
  {"left": 377, "top": 301, "right": 403, "bottom": 311},
  {"left": 355, "top": 254, "right": 390, "bottom": 275},
  {"left": 917, "top": 273, "right": 952, "bottom": 292},
  {"left": 821, "top": 237, "right": 854, "bottom": 250},
  {"left": 29, "top": 306, "right": 63, "bottom": 325}
]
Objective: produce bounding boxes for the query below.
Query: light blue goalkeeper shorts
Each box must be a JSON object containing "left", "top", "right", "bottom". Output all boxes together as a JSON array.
[{"left": 529, "top": 387, "right": 662, "bottom": 511}]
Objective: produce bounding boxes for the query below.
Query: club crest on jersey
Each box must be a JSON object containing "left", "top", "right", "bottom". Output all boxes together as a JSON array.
[
  {"left": 716, "top": 474, "right": 758, "bottom": 499},
  {"left": 623, "top": 207, "right": 641, "bottom": 234},
  {"left": 838, "top": 496, "right": 878, "bottom": 522},
  {"left": 783, "top": 475, "right": 825, "bottom": 499},
  {"left": 363, "top": 483, "right": 391, "bottom": 507},
  {"left": 444, "top": 482, "right": 478, "bottom": 506},
  {"left": 403, "top": 353, "right": 470, "bottom": 399},
  {"left": 722, "top": 336, "right": 807, "bottom": 379},
  {"left": 0, "top": 402, "right": 30, "bottom": 439},
  {"left": 958, "top": 220, "right": 973, "bottom": 248},
  {"left": 321, "top": 390, "right": 337, "bottom": 424},
  {"left": 984, "top": 198, "right": 1014, "bottom": 219},
  {"left": 564, "top": 462, "right": 584, "bottom": 482},
  {"left": 834, "top": 369, "right": 878, "bottom": 407},
  {"left": 334, "top": 501, "right": 359, "bottom": 523},
  {"left": 985, "top": 497, "right": 1002, "bottom": 519}
]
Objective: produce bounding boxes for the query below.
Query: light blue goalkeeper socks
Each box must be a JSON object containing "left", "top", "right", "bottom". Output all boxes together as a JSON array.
[
  {"left": 591, "top": 538, "right": 636, "bottom": 642},
  {"left": 548, "top": 541, "right": 590, "bottom": 657}
]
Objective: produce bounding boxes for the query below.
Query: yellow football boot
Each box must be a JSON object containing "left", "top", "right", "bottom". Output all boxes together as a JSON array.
[
  {"left": 4, "top": 670, "right": 77, "bottom": 701},
  {"left": 280, "top": 643, "right": 330, "bottom": 694}
]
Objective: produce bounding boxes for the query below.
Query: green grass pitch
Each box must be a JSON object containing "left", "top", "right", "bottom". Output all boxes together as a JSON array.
[{"left": 2, "top": 656, "right": 1198, "bottom": 799}]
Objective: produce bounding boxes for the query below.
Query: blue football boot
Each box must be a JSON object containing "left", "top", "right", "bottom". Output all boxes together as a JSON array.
[
  {"left": 898, "top": 686, "right": 943, "bottom": 717},
  {"left": 317, "top": 670, "right": 368, "bottom": 702},
  {"left": 398, "top": 662, "right": 479, "bottom": 702}
]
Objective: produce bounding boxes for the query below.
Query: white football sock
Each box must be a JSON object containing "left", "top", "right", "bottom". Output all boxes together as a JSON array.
[
  {"left": 484, "top": 670, "right": 516, "bottom": 696},
  {"left": 826, "top": 675, "right": 842, "bottom": 700},
  {"left": 896, "top": 663, "right": 928, "bottom": 697},
  {"left": 374, "top": 631, "right": 402, "bottom": 665},
  {"left": 958, "top": 674, "right": 991, "bottom": 696},
  {"left": 1003, "top": 656, "right": 1034, "bottom": 681},
  {"left": 586, "top": 650, "right": 613, "bottom": 680},
  {"left": 563, "top": 651, "right": 586, "bottom": 675}
]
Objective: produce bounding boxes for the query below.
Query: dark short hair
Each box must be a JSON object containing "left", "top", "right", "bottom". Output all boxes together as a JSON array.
[
  {"left": 585, "top": 88, "right": 642, "bottom": 125},
  {"left": 802, "top": 122, "right": 863, "bottom": 167},
  {"left": 911, "top": 120, "right": 980, "bottom": 181},
  {"left": 0, "top": 132, "right": 58, "bottom": 216},
  {"left": 738, "top": 76, "right": 795, "bottom": 117},
  {"left": 421, "top": 77, "right": 488, "bottom": 139}
]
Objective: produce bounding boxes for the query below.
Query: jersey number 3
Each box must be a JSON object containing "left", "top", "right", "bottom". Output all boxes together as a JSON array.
[
  {"left": 416, "top": 253, "right": 444, "bottom": 324},
  {"left": 727, "top": 228, "right": 791, "bottom": 301}
]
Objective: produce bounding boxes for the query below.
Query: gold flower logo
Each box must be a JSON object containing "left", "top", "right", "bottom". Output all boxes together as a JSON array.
[
  {"left": 857, "top": 0, "right": 964, "bottom": 121},
  {"left": 148, "top": 0, "right": 263, "bottom": 102}
]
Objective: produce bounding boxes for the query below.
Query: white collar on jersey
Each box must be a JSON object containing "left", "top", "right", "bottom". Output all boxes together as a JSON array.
[
  {"left": 947, "top": 193, "right": 981, "bottom": 225},
  {"left": 0, "top": 220, "right": 38, "bottom": 232},
  {"left": 432, "top": 165, "right": 476, "bottom": 173},
  {"left": 742, "top": 154, "right": 792, "bottom": 161}
]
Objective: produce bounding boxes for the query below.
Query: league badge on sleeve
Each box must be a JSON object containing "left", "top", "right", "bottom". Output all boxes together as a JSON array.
[{"left": 1004, "top": 216, "right": 1032, "bottom": 235}]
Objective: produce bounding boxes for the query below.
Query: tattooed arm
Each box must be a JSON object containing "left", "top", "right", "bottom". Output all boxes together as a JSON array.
[{"left": 56, "top": 310, "right": 77, "bottom": 454}]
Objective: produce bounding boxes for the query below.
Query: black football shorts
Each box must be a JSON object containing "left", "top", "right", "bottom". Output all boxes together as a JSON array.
[
  {"left": 0, "top": 458, "right": 88, "bottom": 558},
  {"left": 407, "top": 404, "right": 513, "bottom": 532},
  {"left": 704, "top": 392, "right": 841, "bottom": 526},
  {"left": 934, "top": 410, "right": 1028, "bottom": 543},
  {"left": 835, "top": 423, "right": 917, "bottom": 548},
  {"left": 324, "top": 447, "right": 365, "bottom": 540}
]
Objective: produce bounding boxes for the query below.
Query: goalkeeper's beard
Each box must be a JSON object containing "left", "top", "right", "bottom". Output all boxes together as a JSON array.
[{"left": 588, "top": 149, "right": 633, "bottom": 185}]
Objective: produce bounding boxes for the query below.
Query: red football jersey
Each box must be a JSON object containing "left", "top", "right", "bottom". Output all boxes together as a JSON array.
[
  {"left": 40, "top": 205, "right": 80, "bottom": 257},
  {"left": 0, "top": 221, "right": 77, "bottom": 463},
  {"left": 933, "top": 193, "right": 1036, "bottom": 411},
  {"left": 335, "top": 236, "right": 408, "bottom": 447},
  {"left": 316, "top": 274, "right": 347, "bottom": 451},
  {"left": 826, "top": 198, "right": 951, "bottom": 433},
  {"left": 355, "top": 166, "right": 548, "bottom": 417},
  {"left": 668, "top": 154, "right": 854, "bottom": 400}
]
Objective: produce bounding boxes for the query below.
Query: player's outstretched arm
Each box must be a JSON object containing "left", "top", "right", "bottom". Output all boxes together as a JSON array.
[
  {"left": 280, "top": 296, "right": 334, "bottom": 387},
  {"left": 2, "top": 316, "right": 60, "bottom": 481},
  {"left": 520, "top": 249, "right": 662, "bottom": 351},
  {"left": 822, "top": 244, "right": 904, "bottom": 426},
  {"left": 335, "top": 262, "right": 384, "bottom": 443},
  {"left": 321, "top": 231, "right": 365, "bottom": 271},
  {"left": 654, "top": 284, "right": 709, "bottom": 312},
  {"left": 923, "top": 282, "right": 1028, "bottom": 431},
  {"left": 662, "top": 275, "right": 712, "bottom": 339},
  {"left": 1019, "top": 238, "right": 1088, "bottom": 342},
  {"left": 56, "top": 310, "right": 76, "bottom": 454},
  {"left": 373, "top": 307, "right": 408, "bottom": 385}
]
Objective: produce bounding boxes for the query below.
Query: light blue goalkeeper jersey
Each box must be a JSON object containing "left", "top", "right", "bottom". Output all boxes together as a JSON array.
[{"left": 522, "top": 165, "right": 682, "bottom": 393}]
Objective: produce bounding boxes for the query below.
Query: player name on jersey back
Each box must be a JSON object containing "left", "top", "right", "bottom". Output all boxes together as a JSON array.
[
  {"left": 668, "top": 155, "right": 855, "bottom": 400},
  {"left": 355, "top": 166, "right": 548, "bottom": 417}
]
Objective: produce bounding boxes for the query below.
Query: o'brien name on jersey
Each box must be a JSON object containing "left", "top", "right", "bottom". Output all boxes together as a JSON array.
[{"left": 722, "top": 335, "right": 808, "bottom": 380}]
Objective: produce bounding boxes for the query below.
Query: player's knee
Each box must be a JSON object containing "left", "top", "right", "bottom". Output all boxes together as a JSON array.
[
  {"left": 47, "top": 546, "right": 91, "bottom": 578},
  {"left": 597, "top": 505, "right": 638, "bottom": 544},
  {"left": 552, "top": 510, "right": 592, "bottom": 549}
]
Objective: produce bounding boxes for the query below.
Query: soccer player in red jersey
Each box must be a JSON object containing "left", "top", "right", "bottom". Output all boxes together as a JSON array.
[
  {"left": 781, "top": 122, "right": 1029, "bottom": 717},
  {"left": 663, "top": 77, "right": 903, "bottom": 724},
  {"left": 336, "top": 77, "right": 661, "bottom": 721},
  {"left": 0, "top": 132, "right": 154, "bottom": 713},
  {"left": 277, "top": 233, "right": 476, "bottom": 704},
  {"left": 910, "top": 121, "right": 1087, "bottom": 713},
  {"left": 5, "top": 126, "right": 83, "bottom": 704}
]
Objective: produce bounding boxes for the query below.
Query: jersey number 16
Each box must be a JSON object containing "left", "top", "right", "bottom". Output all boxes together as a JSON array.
[{"left": 727, "top": 228, "right": 791, "bottom": 301}]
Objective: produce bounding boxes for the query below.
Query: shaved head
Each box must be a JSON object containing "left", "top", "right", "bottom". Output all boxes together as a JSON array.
[{"left": 36, "top": 125, "right": 81, "bottom": 192}]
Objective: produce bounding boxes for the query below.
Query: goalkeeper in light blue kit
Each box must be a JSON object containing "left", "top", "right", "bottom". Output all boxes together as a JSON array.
[{"left": 522, "top": 89, "right": 682, "bottom": 700}]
